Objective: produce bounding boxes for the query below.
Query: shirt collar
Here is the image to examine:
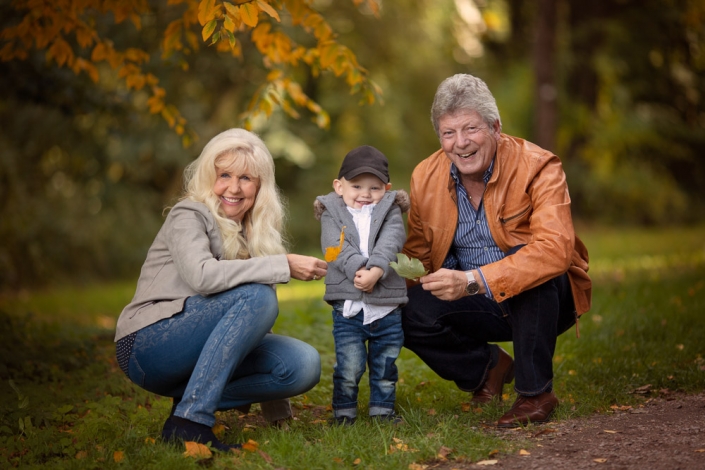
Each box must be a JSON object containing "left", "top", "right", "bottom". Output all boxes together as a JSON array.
[{"left": 450, "top": 158, "right": 495, "bottom": 186}]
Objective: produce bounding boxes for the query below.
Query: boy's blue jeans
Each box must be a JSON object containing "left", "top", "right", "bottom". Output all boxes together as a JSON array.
[
  {"left": 331, "top": 301, "right": 404, "bottom": 419},
  {"left": 126, "top": 283, "right": 321, "bottom": 427}
]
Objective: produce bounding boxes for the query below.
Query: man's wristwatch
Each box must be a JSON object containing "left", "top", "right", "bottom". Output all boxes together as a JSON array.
[{"left": 465, "top": 271, "right": 480, "bottom": 296}]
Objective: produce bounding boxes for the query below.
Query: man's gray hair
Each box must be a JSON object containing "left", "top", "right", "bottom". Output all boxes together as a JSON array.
[{"left": 431, "top": 74, "right": 502, "bottom": 136}]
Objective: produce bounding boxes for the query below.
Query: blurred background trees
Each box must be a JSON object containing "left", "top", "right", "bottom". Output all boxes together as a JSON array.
[{"left": 1, "top": 0, "right": 704, "bottom": 290}]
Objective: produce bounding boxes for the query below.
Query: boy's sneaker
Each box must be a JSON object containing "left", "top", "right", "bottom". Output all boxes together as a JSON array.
[
  {"left": 372, "top": 412, "right": 403, "bottom": 425},
  {"left": 329, "top": 416, "right": 356, "bottom": 426}
]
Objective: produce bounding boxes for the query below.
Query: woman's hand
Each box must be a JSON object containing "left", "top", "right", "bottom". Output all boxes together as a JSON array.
[{"left": 286, "top": 254, "right": 328, "bottom": 282}]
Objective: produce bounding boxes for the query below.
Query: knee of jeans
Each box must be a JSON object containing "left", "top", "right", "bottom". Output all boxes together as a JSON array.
[
  {"left": 290, "top": 345, "right": 321, "bottom": 392},
  {"left": 238, "top": 284, "right": 279, "bottom": 322},
  {"left": 271, "top": 342, "right": 321, "bottom": 388}
]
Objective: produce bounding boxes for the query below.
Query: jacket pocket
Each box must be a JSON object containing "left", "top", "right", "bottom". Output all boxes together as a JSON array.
[
  {"left": 128, "top": 301, "right": 155, "bottom": 319},
  {"left": 499, "top": 203, "right": 531, "bottom": 226}
]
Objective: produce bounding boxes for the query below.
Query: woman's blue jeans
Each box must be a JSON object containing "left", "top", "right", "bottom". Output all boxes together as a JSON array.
[
  {"left": 331, "top": 302, "right": 404, "bottom": 418},
  {"left": 126, "top": 283, "right": 321, "bottom": 427},
  {"left": 402, "top": 273, "right": 576, "bottom": 396}
]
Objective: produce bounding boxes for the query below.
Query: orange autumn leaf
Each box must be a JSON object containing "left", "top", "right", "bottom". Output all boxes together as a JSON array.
[
  {"left": 212, "top": 423, "right": 226, "bottom": 437},
  {"left": 242, "top": 439, "right": 259, "bottom": 452},
  {"left": 113, "top": 450, "right": 125, "bottom": 462},
  {"left": 325, "top": 226, "right": 346, "bottom": 262},
  {"left": 183, "top": 441, "right": 212, "bottom": 458}
]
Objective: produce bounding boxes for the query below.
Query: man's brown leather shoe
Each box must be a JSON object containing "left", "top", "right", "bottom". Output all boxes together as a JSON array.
[
  {"left": 471, "top": 347, "right": 515, "bottom": 403},
  {"left": 497, "top": 391, "right": 558, "bottom": 428}
]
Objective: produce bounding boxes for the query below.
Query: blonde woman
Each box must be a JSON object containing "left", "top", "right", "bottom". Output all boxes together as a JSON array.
[{"left": 115, "top": 129, "right": 326, "bottom": 451}]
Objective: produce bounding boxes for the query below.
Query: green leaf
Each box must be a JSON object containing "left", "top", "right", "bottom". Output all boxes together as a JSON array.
[
  {"left": 201, "top": 19, "right": 217, "bottom": 41},
  {"left": 389, "top": 253, "right": 428, "bottom": 280}
]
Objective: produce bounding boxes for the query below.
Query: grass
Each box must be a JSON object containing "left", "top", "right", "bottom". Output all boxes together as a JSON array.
[{"left": 1, "top": 224, "right": 704, "bottom": 468}]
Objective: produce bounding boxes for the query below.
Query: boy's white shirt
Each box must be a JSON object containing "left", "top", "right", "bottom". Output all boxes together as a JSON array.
[{"left": 343, "top": 203, "right": 397, "bottom": 325}]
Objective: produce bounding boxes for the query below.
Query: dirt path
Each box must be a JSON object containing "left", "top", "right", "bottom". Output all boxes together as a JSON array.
[
  {"left": 469, "top": 392, "right": 705, "bottom": 469},
  {"left": 240, "top": 392, "right": 705, "bottom": 469}
]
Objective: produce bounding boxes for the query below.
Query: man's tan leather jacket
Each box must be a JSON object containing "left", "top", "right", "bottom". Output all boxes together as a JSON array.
[{"left": 403, "top": 133, "right": 591, "bottom": 316}]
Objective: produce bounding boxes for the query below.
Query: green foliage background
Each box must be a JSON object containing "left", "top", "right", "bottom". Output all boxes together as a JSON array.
[{"left": 1, "top": 0, "right": 704, "bottom": 289}]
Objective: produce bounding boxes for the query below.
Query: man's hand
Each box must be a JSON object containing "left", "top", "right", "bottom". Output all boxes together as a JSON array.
[
  {"left": 420, "top": 268, "right": 482, "bottom": 300},
  {"left": 354, "top": 266, "right": 384, "bottom": 293}
]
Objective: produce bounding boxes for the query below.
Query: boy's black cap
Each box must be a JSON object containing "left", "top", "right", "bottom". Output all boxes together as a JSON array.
[{"left": 337, "top": 145, "right": 389, "bottom": 183}]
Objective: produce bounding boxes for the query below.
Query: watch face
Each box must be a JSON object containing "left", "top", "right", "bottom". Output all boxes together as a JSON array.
[{"left": 466, "top": 281, "right": 480, "bottom": 295}]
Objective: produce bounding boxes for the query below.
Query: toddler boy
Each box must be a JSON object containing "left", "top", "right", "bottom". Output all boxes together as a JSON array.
[{"left": 314, "top": 145, "right": 409, "bottom": 425}]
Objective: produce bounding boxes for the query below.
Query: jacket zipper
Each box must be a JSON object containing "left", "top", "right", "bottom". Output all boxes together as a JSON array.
[{"left": 499, "top": 205, "right": 530, "bottom": 224}]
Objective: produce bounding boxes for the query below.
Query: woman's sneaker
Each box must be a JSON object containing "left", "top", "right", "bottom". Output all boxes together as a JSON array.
[{"left": 162, "top": 416, "right": 241, "bottom": 452}]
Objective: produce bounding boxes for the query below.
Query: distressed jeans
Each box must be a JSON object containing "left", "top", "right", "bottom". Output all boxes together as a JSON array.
[
  {"left": 126, "top": 283, "right": 321, "bottom": 427},
  {"left": 331, "top": 302, "right": 404, "bottom": 418},
  {"left": 402, "top": 272, "right": 576, "bottom": 396}
]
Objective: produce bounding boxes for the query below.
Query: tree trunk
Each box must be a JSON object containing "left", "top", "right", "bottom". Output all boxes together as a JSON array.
[{"left": 533, "top": 0, "right": 557, "bottom": 151}]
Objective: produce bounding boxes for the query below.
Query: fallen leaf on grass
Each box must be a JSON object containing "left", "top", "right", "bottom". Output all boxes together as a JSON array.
[
  {"left": 389, "top": 437, "right": 419, "bottom": 454},
  {"left": 427, "top": 408, "right": 436, "bottom": 416},
  {"left": 533, "top": 428, "right": 556, "bottom": 437},
  {"left": 437, "top": 445, "right": 453, "bottom": 459},
  {"left": 183, "top": 441, "right": 212, "bottom": 458},
  {"left": 113, "top": 450, "right": 124, "bottom": 463},
  {"left": 325, "top": 226, "right": 346, "bottom": 262},
  {"left": 242, "top": 439, "right": 259, "bottom": 452},
  {"left": 144, "top": 437, "right": 155, "bottom": 444},
  {"left": 257, "top": 449, "right": 273, "bottom": 462},
  {"left": 594, "top": 458, "right": 607, "bottom": 463},
  {"left": 631, "top": 384, "right": 652, "bottom": 394},
  {"left": 519, "top": 449, "right": 530, "bottom": 456},
  {"left": 488, "top": 449, "right": 499, "bottom": 457},
  {"left": 353, "top": 457, "right": 362, "bottom": 465},
  {"left": 389, "top": 253, "right": 428, "bottom": 280},
  {"left": 75, "top": 451, "right": 88, "bottom": 459},
  {"left": 408, "top": 463, "right": 428, "bottom": 470},
  {"left": 476, "top": 459, "right": 498, "bottom": 466},
  {"left": 212, "top": 423, "right": 226, "bottom": 437}
]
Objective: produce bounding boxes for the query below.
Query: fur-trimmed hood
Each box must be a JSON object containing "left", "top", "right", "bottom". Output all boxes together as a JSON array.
[{"left": 313, "top": 188, "right": 410, "bottom": 221}]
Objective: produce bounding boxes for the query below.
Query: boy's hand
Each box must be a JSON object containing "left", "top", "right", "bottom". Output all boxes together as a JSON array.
[{"left": 354, "top": 266, "right": 384, "bottom": 292}]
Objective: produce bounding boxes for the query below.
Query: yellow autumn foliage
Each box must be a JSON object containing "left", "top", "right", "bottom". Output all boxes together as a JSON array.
[{"left": 0, "top": 0, "right": 382, "bottom": 146}]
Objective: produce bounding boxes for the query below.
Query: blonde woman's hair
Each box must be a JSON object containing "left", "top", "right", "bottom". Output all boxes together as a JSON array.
[{"left": 181, "top": 128, "right": 287, "bottom": 260}]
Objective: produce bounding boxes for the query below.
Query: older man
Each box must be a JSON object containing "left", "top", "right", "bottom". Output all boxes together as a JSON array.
[{"left": 402, "top": 74, "right": 591, "bottom": 427}]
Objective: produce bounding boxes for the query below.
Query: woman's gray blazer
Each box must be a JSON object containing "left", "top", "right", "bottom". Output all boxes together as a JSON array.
[{"left": 115, "top": 199, "right": 290, "bottom": 341}]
